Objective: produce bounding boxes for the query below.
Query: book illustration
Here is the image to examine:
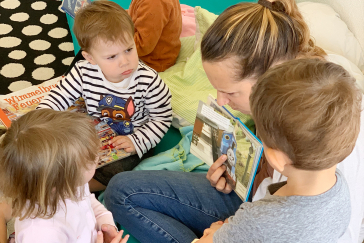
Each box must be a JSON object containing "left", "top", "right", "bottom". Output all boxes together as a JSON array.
[
  {"left": 0, "top": 79, "right": 131, "bottom": 169},
  {"left": 191, "top": 96, "right": 263, "bottom": 202},
  {"left": 92, "top": 118, "right": 131, "bottom": 168},
  {"left": 61, "top": 0, "right": 91, "bottom": 18}
]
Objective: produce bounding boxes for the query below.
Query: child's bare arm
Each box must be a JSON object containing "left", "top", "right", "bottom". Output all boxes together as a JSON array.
[
  {"left": 195, "top": 221, "right": 224, "bottom": 243},
  {"left": 0, "top": 201, "right": 12, "bottom": 243}
]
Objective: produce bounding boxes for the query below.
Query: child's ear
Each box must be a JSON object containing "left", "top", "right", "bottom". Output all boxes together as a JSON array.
[
  {"left": 82, "top": 51, "right": 96, "bottom": 65},
  {"left": 264, "top": 146, "right": 291, "bottom": 173}
]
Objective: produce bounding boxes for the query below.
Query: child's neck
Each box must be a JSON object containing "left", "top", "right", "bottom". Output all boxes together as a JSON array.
[{"left": 274, "top": 165, "right": 337, "bottom": 197}]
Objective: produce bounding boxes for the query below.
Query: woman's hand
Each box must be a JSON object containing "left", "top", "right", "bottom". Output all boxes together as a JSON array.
[
  {"left": 206, "top": 155, "right": 233, "bottom": 194},
  {"left": 96, "top": 230, "right": 129, "bottom": 243}
]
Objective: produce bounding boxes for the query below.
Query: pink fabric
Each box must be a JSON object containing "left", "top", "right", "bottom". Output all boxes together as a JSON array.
[
  {"left": 14, "top": 184, "right": 115, "bottom": 243},
  {"left": 180, "top": 4, "right": 196, "bottom": 37}
]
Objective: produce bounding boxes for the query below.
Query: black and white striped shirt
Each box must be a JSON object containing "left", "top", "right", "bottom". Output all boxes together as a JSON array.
[{"left": 37, "top": 60, "right": 172, "bottom": 157}]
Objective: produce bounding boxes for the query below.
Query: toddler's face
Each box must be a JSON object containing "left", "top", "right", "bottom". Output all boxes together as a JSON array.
[
  {"left": 85, "top": 36, "right": 139, "bottom": 83},
  {"left": 82, "top": 156, "right": 98, "bottom": 184}
]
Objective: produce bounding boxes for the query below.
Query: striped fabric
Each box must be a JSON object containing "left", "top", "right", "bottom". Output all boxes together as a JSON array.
[{"left": 37, "top": 60, "right": 172, "bottom": 158}]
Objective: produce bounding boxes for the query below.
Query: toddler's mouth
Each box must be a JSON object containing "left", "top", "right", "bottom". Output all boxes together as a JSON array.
[{"left": 122, "top": 69, "right": 133, "bottom": 75}]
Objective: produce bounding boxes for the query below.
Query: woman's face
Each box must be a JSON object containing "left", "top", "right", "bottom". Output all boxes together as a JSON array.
[{"left": 203, "top": 58, "right": 256, "bottom": 115}]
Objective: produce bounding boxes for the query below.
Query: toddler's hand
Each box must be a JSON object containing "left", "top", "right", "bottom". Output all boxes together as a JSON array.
[
  {"left": 96, "top": 230, "right": 129, "bottom": 243},
  {"left": 101, "top": 224, "right": 118, "bottom": 243},
  {"left": 109, "top": 136, "right": 136, "bottom": 154},
  {"left": 201, "top": 221, "right": 224, "bottom": 239}
]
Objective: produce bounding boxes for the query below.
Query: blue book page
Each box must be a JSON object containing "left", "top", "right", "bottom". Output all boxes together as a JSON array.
[{"left": 61, "top": 0, "right": 91, "bottom": 18}]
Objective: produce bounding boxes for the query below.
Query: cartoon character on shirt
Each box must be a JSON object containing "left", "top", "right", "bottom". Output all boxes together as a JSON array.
[{"left": 97, "top": 95, "right": 135, "bottom": 135}]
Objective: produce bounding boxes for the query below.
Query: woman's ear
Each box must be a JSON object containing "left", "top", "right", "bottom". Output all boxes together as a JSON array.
[
  {"left": 264, "top": 147, "right": 291, "bottom": 173},
  {"left": 82, "top": 51, "right": 96, "bottom": 65}
]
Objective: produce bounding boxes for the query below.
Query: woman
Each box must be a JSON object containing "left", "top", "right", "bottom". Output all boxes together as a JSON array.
[{"left": 104, "top": 0, "right": 364, "bottom": 242}]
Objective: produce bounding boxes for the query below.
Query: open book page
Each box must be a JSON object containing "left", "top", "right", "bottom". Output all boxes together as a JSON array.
[
  {"left": 190, "top": 95, "right": 263, "bottom": 202},
  {"left": 0, "top": 79, "right": 130, "bottom": 169},
  {"left": 92, "top": 118, "right": 131, "bottom": 168}
]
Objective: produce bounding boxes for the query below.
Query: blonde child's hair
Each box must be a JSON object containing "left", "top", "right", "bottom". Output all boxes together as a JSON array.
[
  {"left": 73, "top": 0, "right": 134, "bottom": 52},
  {"left": 250, "top": 59, "right": 362, "bottom": 170},
  {"left": 0, "top": 109, "right": 100, "bottom": 219},
  {"left": 201, "top": 0, "right": 326, "bottom": 80}
]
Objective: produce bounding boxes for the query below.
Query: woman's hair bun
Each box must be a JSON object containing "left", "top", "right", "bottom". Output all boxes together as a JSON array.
[{"left": 272, "top": 1, "right": 286, "bottom": 13}]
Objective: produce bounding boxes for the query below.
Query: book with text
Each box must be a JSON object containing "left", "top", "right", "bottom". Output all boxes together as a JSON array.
[
  {"left": 61, "top": 0, "right": 91, "bottom": 19},
  {"left": 0, "top": 78, "right": 130, "bottom": 169},
  {"left": 190, "top": 95, "right": 263, "bottom": 202}
]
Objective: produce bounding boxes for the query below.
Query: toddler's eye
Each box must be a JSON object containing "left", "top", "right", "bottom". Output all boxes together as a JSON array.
[
  {"left": 126, "top": 48, "right": 133, "bottom": 53},
  {"left": 108, "top": 55, "right": 116, "bottom": 59}
]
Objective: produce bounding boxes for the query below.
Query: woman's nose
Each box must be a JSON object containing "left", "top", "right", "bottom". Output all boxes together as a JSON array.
[{"left": 216, "top": 92, "right": 229, "bottom": 106}]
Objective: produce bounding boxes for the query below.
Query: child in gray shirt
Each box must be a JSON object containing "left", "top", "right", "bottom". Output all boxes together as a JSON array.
[{"left": 196, "top": 59, "right": 361, "bottom": 243}]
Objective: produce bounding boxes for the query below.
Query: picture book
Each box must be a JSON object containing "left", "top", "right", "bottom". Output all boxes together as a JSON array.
[
  {"left": 61, "top": 0, "right": 91, "bottom": 19},
  {"left": 0, "top": 78, "right": 131, "bottom": 169},
  {"left": 190, "top": 95, "right": 263, "bottom": 202}
]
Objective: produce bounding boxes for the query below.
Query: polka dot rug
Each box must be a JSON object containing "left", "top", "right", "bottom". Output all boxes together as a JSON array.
[{"left": 0, "top": 0, "right": 74, "bottom": 95}]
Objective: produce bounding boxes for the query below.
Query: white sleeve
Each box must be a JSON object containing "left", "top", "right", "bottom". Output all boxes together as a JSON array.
[
  {"left": 90, "top": 193, "right": 116, "bottom": 231},
  {"left": 37, "top": 62, "right": 84, "bottom": 110},
  {"left": 128, "top": 75, "right": 172, "bottom": 157}
]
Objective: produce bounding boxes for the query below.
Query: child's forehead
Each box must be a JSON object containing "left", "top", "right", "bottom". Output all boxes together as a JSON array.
[{"left": 92, "top": 33, "right": 134, "bottom": 49}]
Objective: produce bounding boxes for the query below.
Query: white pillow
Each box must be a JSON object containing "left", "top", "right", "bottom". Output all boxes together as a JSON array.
[{"left": 297, "top": 2, "right": 364, "bottom": 72}]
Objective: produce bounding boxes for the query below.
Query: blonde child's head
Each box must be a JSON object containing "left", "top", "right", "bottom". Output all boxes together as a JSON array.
[
  {"left": 0, "top": 109, "right": 100, "bottom": 219},
  {"left": 250, "top": 58, "right": 362, "bottom": 171},
  {"left": 201, "top": 0, "right": 325, "bottom": 81},
  {"left": 73, "top": 0, "right": 134, "bottom": 52}
]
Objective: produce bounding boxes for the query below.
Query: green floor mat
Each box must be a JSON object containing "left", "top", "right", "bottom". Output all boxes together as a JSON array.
[{"left": 153, "top": 126, "right": 182, "bottom": 155}]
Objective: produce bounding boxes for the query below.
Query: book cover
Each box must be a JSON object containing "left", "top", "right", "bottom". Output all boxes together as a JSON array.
[
  {"left": 0, "top": 78, "right": 130, "bottom": 169},
  {"left": 190, "top": 95, "right": 263, "bottom": 202},
  {"left": 61, "top": 0, "right": 91, "bottom": 19}
]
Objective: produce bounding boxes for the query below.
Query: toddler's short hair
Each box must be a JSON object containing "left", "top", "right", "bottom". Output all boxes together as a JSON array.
[
  {"left": 250, "top": 59, "right": 362, "bottom": 170},
  {"left": 73, "top": 0, "right": 134, "bottom": 52},
  {"left": 0, "top": 109, "right": 100, "bottom": 219}
]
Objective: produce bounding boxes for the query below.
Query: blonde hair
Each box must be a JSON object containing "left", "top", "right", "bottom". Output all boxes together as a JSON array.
[
  {"left": 201, "top": 0, "right": 326, "bottom": 80},
  {"left": 73, "top": 0, "right": 134, "bottom": 52},
  {"left": 250, "top": 59, "right": 362, "bottom": 170},
  {"left": 0, "top": 109, "right": 100, "bottom": 219}
]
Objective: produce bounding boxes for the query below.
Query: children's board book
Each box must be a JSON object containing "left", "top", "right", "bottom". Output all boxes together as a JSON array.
[
  {"left": 190, "top": 95, "right": 263, "bottom": 202},
  {"left": 0, "top": 77, "right": 130, "bottom": 169},
  {"left": 61, "top": 0, "right": 91, "bottom": 18}
]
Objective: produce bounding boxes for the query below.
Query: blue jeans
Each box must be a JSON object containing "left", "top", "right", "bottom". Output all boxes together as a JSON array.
[{"left": 104, "top": 170, "right": 242, "bottom": 243}]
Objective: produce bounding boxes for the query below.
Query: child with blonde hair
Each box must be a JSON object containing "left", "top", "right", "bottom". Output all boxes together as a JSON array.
[{"left": 0, "top": 109, "right": 128, "bottom": 243}]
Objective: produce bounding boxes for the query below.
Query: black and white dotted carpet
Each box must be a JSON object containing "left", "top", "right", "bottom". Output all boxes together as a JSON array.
[{"left": 0, "top": 0, "right": 75, "bottom": 95}]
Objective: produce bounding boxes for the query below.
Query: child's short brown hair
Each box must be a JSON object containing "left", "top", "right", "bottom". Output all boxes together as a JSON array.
[
  {"left": 73, "top": 0, "right": 134, "bottom": 52},
  {"left": 0, "top": 109, "right": 100, "bottom": 219},
  {"left": 250, "top": 59, "right": 362, "bottom": 170}
]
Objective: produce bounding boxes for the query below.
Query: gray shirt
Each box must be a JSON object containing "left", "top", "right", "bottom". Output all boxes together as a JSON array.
[{"left": 214, "top": 170, "right": 350, "bottom": 243}]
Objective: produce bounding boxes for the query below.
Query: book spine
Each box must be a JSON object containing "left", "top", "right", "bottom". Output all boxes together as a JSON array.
[
  {"left": 61, "top": 5, "right": 76, "bottom": 19},
  {"left": 0, "top": 109, "right": 11, "bottom": 129}
]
